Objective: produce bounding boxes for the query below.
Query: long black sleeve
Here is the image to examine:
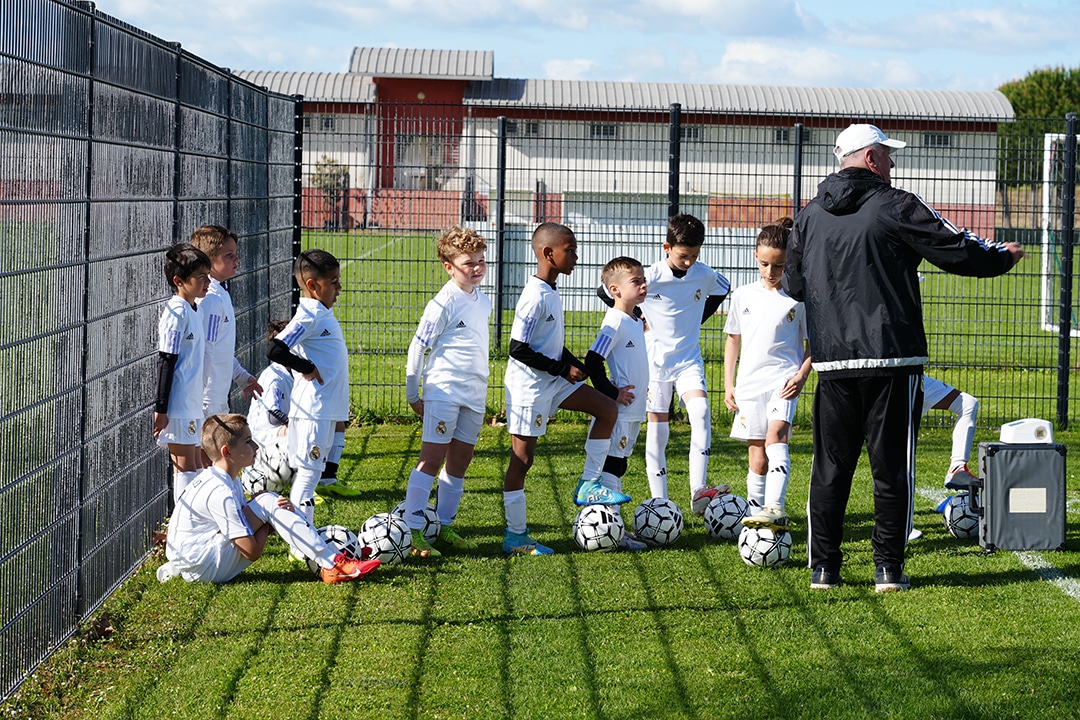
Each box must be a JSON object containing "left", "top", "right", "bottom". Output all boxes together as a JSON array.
[
  {"left": 267, "top": 338, "right": 317, "bottom": 375},
  {"left": 155, "top": 352, "right": 179, "bottom": 414},
  {"left": 509, "top": 338, "right": 571, "bottom": 378},
  {"left": 584, "top": 350, "right": 618, "bottom": 400},
  {"left": 702, "top": 294, "right": 725, "bottom": 324}
]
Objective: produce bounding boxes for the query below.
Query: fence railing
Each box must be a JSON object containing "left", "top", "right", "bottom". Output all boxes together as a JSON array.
[{"left": 0, "top": 0, "right": 298, "bottom": 700}]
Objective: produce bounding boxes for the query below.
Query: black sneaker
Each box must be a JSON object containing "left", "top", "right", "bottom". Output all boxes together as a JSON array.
[
  {"left": 810, "top": 566, "right": 841, "bottom": 590},
  {"left": 874, "top": 564, "right": 910, "bottom": 592}
]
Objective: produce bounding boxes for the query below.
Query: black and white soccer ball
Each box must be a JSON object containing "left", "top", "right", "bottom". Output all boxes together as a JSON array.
[
  {"left": 573, "top": 504, "right": 625, "bottom": 552},
  {"left": 632, "top": 497, "right": 684, "bottom": 547},
  {"left": 240, "top": 467, "right": 270, "bottom": 497},
  {"left": 703, "top": 493, "right": 749, "bottom": 541},
  {"left": 738, "top": 526, "right": 792, "bottom": 568},
  {"left": 358, "top": 512, "right": 412, "bottom": 565},
  {"left": 306, "top": 524, "right": 364, "bottom": 576},
  {"left": 392, "top": 500, "right": 441, "bottom": 545},
  {"left": 253, "top": 437, "right": 294, "bottom": 492},
  {"left": 943, "top": 493, "right": 979, "bottom": 539}
]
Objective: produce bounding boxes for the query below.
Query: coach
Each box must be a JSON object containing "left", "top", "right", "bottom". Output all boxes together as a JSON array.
[{"left": 783, "top": 123, "right": 1025, "bottom": 592}]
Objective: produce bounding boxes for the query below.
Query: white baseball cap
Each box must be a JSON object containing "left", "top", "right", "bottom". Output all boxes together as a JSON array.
[{"left": 833, "top": 124, "right": 906, "bottom": 161}]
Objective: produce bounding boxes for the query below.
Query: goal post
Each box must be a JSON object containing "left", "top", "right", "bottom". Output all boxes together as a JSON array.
[{"left": 1040, "top": 132, "right": 1080, "bottom": 336}]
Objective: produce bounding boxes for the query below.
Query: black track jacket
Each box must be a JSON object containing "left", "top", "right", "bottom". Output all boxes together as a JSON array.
[{"left": 783, "top": 167, "right": 1016, "bottom": 379}]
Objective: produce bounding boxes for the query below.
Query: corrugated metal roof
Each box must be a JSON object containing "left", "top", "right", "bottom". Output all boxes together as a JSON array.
[
  {"left": 349, "top": 48, "right": 494, "bottom": 80},
  {"left": 233, "top": 71, "right": 376, "bottom": 103},
  {"left": 464, "top": 79, "right": 1014, "bottom": 120}
]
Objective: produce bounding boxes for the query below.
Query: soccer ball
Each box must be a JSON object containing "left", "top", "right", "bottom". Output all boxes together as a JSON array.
[
  {"left": 240, "top": 467, "right": 270, "bottom": 497},
  {"left": 392, "top": 500, "right": 441, "bottom": 545},
  {"left": 943, "top": 493, "right": 979, "bottom": 539},
  {"left": 632, "top": 497, "right": 684, "bottom": 547},
  {"left": 254, "top": 437, "right": 294, "bottom": 492},
  {"left": 738, "top": 526, "right": 792, "bottom": 568},
  {"left": 573, "top": 504, "right": 625, "bottom": 552},
  {"left": 306, "top": 524, "right": 363, "bottom": 576},
  {"left": 358, "top": 512, "right": 412, "bottom": 565},
  {"left": 703, "top": 493, "right": 749, "bottom": 541}
]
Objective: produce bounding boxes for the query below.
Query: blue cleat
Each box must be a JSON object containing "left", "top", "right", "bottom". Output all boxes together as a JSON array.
[
  {"left": 502, "top": 529, "right": 554, "bottom": 556},
  {"left": 574, "top": 478, "right": 632, "bottom": 506}
]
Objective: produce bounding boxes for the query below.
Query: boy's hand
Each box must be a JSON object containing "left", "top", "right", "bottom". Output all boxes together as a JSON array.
[
  {"left": 302, "top": 366, "right": 324, "bottom": 385},
  {"left": 276, "top": 496, "right": 294, "bottom": 512},
  {"left": 242, "top": 376, "right": 263, "bottom": 399},
  {"left": 616, "top": 384, "right": 636, "bottom": 406},
  {"left": 566, "top": 366, "right": 586, "bottom": 383},
  {"left": 153, "top": 412, "right": 168, "bottom": 438},
  {"left": 779, "top": 374, "right": 807, "bottom": 399},
  {"left": 409, "top": 399, "right": 424, "bottom": 417},
  {"left": 724, "top": 389, "right": 738, "bottom": 412}
]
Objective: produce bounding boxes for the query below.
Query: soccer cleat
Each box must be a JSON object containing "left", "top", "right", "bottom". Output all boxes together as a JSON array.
[
  {"left": 874, "top": 564, "right": 911, "bottom": 592},
  {"left": 618, "top": 531, "right": 648, "bottom": 551},
  {"left": 908, "top": 527, "right": 924, "bottom": 542},
  {"left": 410, "top": 529, "right": 442, "bottom": 558},
  {"left": 944, "top": 465, "right": 976, "bottom": 490},
  {"left": 574, "top": 478, "right": 632, "bottom": 506},
  {"left": 502, "top": 529, "right": 554, "bottom": 556},
  {"left": 437, "top": 526, "right": 478, "bottom": 550},
  {"left": 740, "top": 502, "right": 790, "bottom": 531},
  {"left": 315, "top": 480, "right": 364, "bottom": 498},
  {"left": 691, "top": 484, "right": 732, "bottom": 516},
  {"left": 810, "top": 566, "right": 841, "bottom": 590},
  {"left": 321, "top": 552, "right": 381, "bottom": 584}
]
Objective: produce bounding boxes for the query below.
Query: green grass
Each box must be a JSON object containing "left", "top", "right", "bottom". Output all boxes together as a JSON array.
[{"left": 6, "top": 421, "right": 1080, "bottom": 719}]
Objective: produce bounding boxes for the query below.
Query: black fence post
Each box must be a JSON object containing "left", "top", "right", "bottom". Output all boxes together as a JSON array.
[
  {"left": 1056, "top": 113, "right": 1077, "bottom": 429},
  {"left": 668, "top": 103, "right": 681, "bottom": 218},
  {"left": 494, "top": 116, "right": 508, "bottom": 349},
  {"left": 292, "top": 95, "right": 304, "bottom": 312},
  {"left": 793, "top": 123, "right": 805, "bottom": 215}
]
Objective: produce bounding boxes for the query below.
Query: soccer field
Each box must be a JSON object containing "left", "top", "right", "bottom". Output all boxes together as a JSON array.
[{"left": 6, "top": 422, "right": 1078, "bottom": 719}]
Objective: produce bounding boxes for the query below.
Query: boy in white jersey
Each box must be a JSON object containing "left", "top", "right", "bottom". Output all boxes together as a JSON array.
[
  {"left": 190, "top": 225, "right": 261, "bottom": 416},
  {"left": 402, "top": 226, "right": 491, "bottom": 559},
  {"left": 156, "top": 413, "right": 379, "bottom": 584},
  {"left": 585, "top": 257, "right": 650, "bottom": 551},
  {"left": 247, "top": 320, "right": 293, "bottom": 475},
  {"left": 502, "top": 223, "right": 623, "bottom": 556},
  {"left": 265, "top": 250, "right": 350, "bottom": 526},
  {"left": 154, "top": 243, "right": 212, "bottom": 504},
  {"left": 723, "top": 218, "right": 811, "bottom": 531},
  {"left": 639, "top": 214, "right": 731, "bottom": 517}
]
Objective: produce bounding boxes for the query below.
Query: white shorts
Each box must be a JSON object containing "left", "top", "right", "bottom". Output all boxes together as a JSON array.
[
  {"left": 288, "top": 417, "right": 336, "bottom": 471},
  {"left": 606, "top": 420, "right": 642, "bottom": 459},
  {"left": 158, "top": 532, "right": 252, "bottom": 584},
  {"left": 421, "top": 401, "right": 484, "bottom": 445},
  {"left": 921, "top": 376, "right": 955, "bottom": 416},
  {"left": 157, "top": 416, "right": 203, "bottom": 448},
  {"left": 729, "top": 388, "right": 797, "bottom": 440},
  {"left": 506, "top": 379, "right": 579, "bottom": 437},
  {"left": 646, "top": 362, "right": 707, "bottom": 414}
]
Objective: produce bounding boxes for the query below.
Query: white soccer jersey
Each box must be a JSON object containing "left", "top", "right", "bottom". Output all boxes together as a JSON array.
[
  {"left": 158, "top": 295, "right": 206, "bottom": 419},
  {"left": 197, "top": 278, "right": 250, "bottom": 412},
  {"left": 641, "top": 260, "right": 730, "bottom": 369},
  {"left": 589, "top": 307, "right": 648, "bottom": 422},
  {"left": 277, "top": 297, "right": 349, "bottom": 421},
  {"left": 504, "top": 275, "right": 567, "bottom": 404},
  {"left": 724, "top": 281, "right": 807, "bottom": 399},
  {"left": 248, "top": 362, "right": 292, "bottom": 447},
  {"left": 406, "top": 280, "right": 491, "bottom": 412},
  {"left": 164, "top": 466, "right": 253, "bottom": 581}
]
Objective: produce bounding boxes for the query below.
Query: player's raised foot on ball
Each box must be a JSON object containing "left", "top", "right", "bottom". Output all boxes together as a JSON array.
[
  {"left": 437, "top": 526, "right": 478, "bottom": 550},
  {"left": 908, "top": 527, "right": 924, "bottom": 541},
  {"left": 944, "top": 464, "right": 976, "bottom": 490},
  {"left": 321, "top": 552, "right": 381, "bottom": 584},
  {"left": 502, "top": 529, "right": 554, "bottom": 556},
  {"left": 618, "top": 531, "right": 648, "bottom": 551},
  {"left": 691, "top": 484, "right": 732, "bottom": 516},
  {"left": 874, "top": 564, "right": 910, "bottom": 593},
  {"left": 810, "top": 566, "right": 841, "bottom": 590},
  {"left": 410, "top": 530, "right": 442, "bottom": 558},
  {"left": 574, "top": 478, "right": 632, "bottom": 506},
  {"left": 740, "top": 502, "right": 790, "bottom": 532}
]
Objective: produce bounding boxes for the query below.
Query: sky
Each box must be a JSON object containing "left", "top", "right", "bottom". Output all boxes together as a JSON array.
[{"left": 92, "top": 0, "right": 1078, "bottom": 92}]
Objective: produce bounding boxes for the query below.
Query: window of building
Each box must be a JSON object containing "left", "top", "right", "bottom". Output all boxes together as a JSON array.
[
  {"left": 590, "top": 123, "right": 619, "bottom": 139},
  {"left": 924, "top": 133, "right": 952, "bottom": 148},
  {"left": 680, "top": 126, "right": 702, "bottom": 141}
]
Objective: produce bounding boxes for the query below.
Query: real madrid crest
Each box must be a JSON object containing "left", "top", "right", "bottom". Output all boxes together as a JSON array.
[
  {"left": 187, "top": 420, "right": 197, "bottom": 435},
  {"left": 618, "top": 435, "right": 627, "bottom": 450},
  {"left": 534, "top": 413, "right": 544, "bottom": 428},
  {"left": 310, "top": 445, "right": 321, "bottom": 461},
  {"left": 694, "top": 289, "right": 701, "bottom": 301},
  {"left": 787, "top": 307, "right": 797, "bottom": 323},
  {"left": 436, "top": 420, "right": 447, "bottom": 435}
]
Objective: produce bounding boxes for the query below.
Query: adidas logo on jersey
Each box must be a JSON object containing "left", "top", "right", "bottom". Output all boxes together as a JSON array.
[
  {"left": 546, "top": 314, "right": 555, "bottom": 322},
  {"left": 742, "top": 308, "right": 751, "bottom": 314},
  {"left": 224, "top": 316, "right": 230, "bottom": 323},
  {"left": 456, "top": 320, "right": 467, "bottom": 328},
  {"left": 625, "top": 340, "right": 635, "bottom": 348},
  {"left": 651, "top": 293, "right": 662, "bottom": 300},
  {"left": 320, "top": 329, "right": 331, "bottom": 336},
  {"left": 185, "top": 332, "right": 194, "bottom": 340}
]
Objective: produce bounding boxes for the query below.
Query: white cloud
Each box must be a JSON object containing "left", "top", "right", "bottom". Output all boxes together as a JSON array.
[
  {"left": 542, "top": 58, "right": 597, "bottom": 81},
  {"left": 705, "top": 41, "right": 924, "bottom": 88}
]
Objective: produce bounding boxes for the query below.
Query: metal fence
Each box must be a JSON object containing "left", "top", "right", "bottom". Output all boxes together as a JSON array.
[
  {"left": 0, "top": 0, "right": 298, "bottom": 700},
  {"left": 299, "top": 102, "right": 1079, "bottom": 429}
]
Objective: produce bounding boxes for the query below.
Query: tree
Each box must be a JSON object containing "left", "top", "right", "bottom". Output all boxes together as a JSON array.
[
  {"left": 311, "top": 156, "right": 350, "bottom": 229},
  {"left": 996, "top": 67, "right": 1080, "bottom": 189},
  {"left": 999, "top": 66, "right": 1080, "bottom": 118}
]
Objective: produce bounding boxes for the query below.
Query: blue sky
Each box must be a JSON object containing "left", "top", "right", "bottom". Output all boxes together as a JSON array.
[{"left": 94, "top": 0, "right": 1076, "bottom": 91}]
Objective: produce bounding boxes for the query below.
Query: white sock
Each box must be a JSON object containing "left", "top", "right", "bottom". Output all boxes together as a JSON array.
[
  {"left": 503, "top": 489, "right": 527, "bottom": 534},
  {"left": 173, "top": 470, "right": 197, "bottom": 505},
  {"left": 436, "top": 469, "right": 465, "bottom": 526},
  {"left": 746, "top": 471, "right": 766, "bottom": 507},
  {"left": 328, "top": 431, "right": 345, "bottom": 464},
  {"left": 599, "top": 471, "right": 622, "bottom": 494},
  {"left": 404, "top": 468, "right": 436, "bottom": 530},
  {"left": 685, "top": 396, "right": 711, "bottom": 495},
  {"left": 248, "top": 492, "right": 336, "bottom": 568},
  {"left": 582, "top": 437, "right": 608, "bottom": 480},
  {"left": 764, "top": 443, "right": 790, "bottom": 509},
  {"left": 290, "top": 467, "right": 320, "bottom": 525},
  {"left": 948, "top": 392, "right": 979, "bottom": 469},
  {"left": 645, "top": 421, "right": 670, "bottom": 498}
]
